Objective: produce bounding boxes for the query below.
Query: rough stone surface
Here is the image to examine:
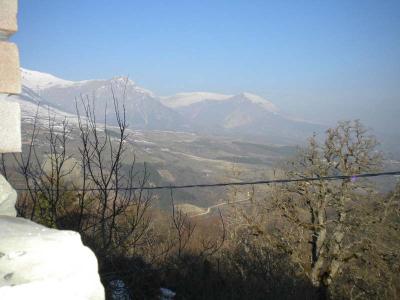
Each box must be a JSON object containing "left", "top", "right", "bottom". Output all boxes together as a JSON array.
[
  {"left": 0, "top": 0, "right": 18, "bottom": 36},
  {"left": 0, "top": 41, "right": 21, "bottom": 94},
  {"left": 0, "top": 216, "right": 105, "bottom": 299},
  {"left": 0, "top": 174, "right": 17, "bottom": 217},
  {"left": 0, "top": 97, "right": 21, "bottom": 152}
]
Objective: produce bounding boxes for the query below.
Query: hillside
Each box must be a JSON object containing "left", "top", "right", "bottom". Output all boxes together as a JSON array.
[{"left": 17, "top": 68, "right": 323, "bottom": 144}]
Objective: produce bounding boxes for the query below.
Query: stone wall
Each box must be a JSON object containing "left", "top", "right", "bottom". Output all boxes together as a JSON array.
[
  {"left": 0, "top": 1, "right": 105, "bottom": 298},
  {"left": 0, "top": 0, "right": 21, "bottom": 153}
]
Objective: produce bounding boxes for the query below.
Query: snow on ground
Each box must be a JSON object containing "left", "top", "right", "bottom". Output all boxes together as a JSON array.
[
  {"left": 133, "top": 139, "right": 155, "bottom": 145},
  {"left": 0, "top": 216, "right": 104, "bottom": 300},
  {"left": 12, "top": 97, "right": 80, "bottom": 127},
  {"left": 160, "top": 288, "right": 176, "bottom": 300}
]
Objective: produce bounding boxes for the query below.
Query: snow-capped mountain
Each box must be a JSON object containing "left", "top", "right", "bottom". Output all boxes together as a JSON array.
[
  {"left": 15, "top": 68, "right": 323, "bottom": 143},
  {"left": 161, "top": 92, "right": 232, "bottom": 108},
  {"left": 21, "top": 68, "right": 75, "bottom": 90},
  {"left": 18, "top": 68, "right": 189, "bottom": 130},
  {"left": 161, "top": 91, "right": 279, "bottom": 113},
  {"left": 174, "top": 92, "right": 320, "bottom": 141}
]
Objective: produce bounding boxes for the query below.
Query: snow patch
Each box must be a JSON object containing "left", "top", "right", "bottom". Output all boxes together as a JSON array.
[
  {"left": 240, "top": 92, "right": 279, "bottom": 113},
  {"left": 160, "top": 288, "right": 176, "bottom": 300},
  {"left": 21, "top": 68, "right": 75, "bottom": 90},
  {"left": 161, "top": 92, "right": 232, "bottom": 108},
  {"left": 162, "top": 91, "right": 279, "bottom": 113}
]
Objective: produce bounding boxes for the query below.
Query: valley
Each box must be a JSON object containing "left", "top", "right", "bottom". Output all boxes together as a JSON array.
[{"left": 9, "top": 68, "right": 399, "bottom": 214}]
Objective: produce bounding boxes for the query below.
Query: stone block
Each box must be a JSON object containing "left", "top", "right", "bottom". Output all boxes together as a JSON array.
[
  {"left": 0, "top": 41, "right": 21, "bottom": 94},
  {"left": 0, "top": 0, "right": 18, "bottom": 36},
  {"left": 0, "top": 98, "right": 21, "bottom": 152},
  {"left": 0, "top": 174, "right": 16, "bottom": 217},
  {"left": 0, "top": 216, "right": 105, "bottom": 299}
]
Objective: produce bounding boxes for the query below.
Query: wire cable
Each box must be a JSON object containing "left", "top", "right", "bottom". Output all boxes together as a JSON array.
[{"left": 12, "top": 170, "right": 400, "bottom": 192}]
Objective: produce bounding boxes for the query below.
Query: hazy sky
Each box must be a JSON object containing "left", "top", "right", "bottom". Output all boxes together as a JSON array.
[{"left": 13, "top": 0, "right": 400, "bottom": 131}]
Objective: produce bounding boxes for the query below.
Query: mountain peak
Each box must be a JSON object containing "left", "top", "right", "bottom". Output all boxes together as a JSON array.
[
  {"left": 21, "top": 68, "right": 75, "bottom": 91},
  {"left": 162, "top": 91, "right": 279, "bottom": 113},
  {"left": 238, "top": 92, "right": 279, "bottom": 113},
  {"left": 109, "top": 77, "right": 154, "bottom": 96},
  {"left": 21, "top": 68, "right": 155, "bottom": 97},
  {"left": 161, "top": 92, "right": 232, "bottom": 108},
  {"left": 110, "top": 76, "right": 136, "bottom": 85}
]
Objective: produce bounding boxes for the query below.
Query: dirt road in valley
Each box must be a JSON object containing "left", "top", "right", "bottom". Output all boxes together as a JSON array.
[{"left": 191, "top": 199, "right": 250, "bottom": 217}]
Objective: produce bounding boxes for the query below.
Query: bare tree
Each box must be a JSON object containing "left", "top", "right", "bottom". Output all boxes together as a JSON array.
[
  {"left": 75, "top": 88, "right": 152, "bottom": 256},
  {"left": 9, "top": 107, "right": 76, "bottom": 226},
  {"left": 227, "top": 121, "right": 400, "bottom": 297},
  {"left": 279, "top": 121, "right": 382, "bottom": 289},
  {"left": 169, "top": 192, "right": 196, "bottom": 258},
  {"left": 2, "top": 84, "right": 152, "bottom": 259}
]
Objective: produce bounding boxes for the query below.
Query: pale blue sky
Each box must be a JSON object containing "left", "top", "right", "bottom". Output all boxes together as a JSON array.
[{"left": 13, "top": 0, "right": 400, "bottom": 131}]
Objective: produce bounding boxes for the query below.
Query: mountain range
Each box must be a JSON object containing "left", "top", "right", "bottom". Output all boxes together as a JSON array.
[{"left": 14, "top": 68, "right": 323, "bottom": 144}]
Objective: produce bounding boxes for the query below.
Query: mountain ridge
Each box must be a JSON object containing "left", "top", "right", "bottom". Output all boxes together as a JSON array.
[{"left": 16, "top": 68, "right": 323, "bottom": 143}]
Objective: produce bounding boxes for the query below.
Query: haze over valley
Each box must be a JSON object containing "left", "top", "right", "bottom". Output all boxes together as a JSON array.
[{"left": 9, "top": 67, "right": 399, "bottom": 212}]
